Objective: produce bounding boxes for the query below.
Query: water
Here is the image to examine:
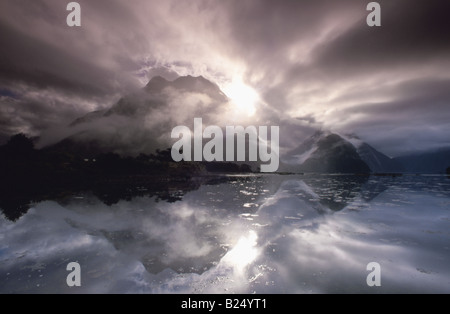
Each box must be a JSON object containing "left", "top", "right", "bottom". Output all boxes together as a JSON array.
[{"left": 0, "top": 174, "right": 449, "bottom": 293}]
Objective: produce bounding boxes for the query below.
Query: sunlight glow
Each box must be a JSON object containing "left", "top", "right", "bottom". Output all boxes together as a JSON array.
[
  {"left": 222, "top": 230, "right": 259, "bottom": 270},
  {"left": 223, "top": 79, "right": 259, "bottom": 117}
]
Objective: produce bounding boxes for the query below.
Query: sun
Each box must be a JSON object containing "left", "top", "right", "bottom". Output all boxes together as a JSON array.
[{"left": 223, "top": 79, "right": 259, "bottom": 117}]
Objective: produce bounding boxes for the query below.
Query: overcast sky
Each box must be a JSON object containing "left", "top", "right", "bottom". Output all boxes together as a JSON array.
[{"left": 1, "top": 0, "right": 449, "bottom": 156}]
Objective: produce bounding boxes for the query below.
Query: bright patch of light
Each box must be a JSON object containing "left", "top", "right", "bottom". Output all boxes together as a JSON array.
[
  {"left": 223, "top": 79, "right": 259, "bottom": 117},
  {"left": 222, "top": 230, "right": 259, "bottom": 271}
]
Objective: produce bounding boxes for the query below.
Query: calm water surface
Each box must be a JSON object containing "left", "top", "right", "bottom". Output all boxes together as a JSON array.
[{"left": 1, "top": 174, "right": 449, "bottom": 293}]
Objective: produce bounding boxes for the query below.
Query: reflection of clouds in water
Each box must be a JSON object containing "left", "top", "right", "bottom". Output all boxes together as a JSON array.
[
  {"left": 0, "top": 190, "right": 257, "bottom": 293},
  {"left": 221, "top": 230, "right": 259, "bottom": 273},
  {"left": 1, "top": 176, "right": 449, "bottom": 293},
  {"left": 0, "top": 202, "right": 123, "bottom": 293},
  {"left": 265, "top": 188, "right": 450, "bottom": 293},
  {"left": 273, "top": 220, "right": 402, "bottom": 293}
]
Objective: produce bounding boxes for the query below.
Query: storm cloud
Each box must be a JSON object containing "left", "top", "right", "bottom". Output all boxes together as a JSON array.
[{"left": 0, "top": 0, "right": 449, "bottom": 156}]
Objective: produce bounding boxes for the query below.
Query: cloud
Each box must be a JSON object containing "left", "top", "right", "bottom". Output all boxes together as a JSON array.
[
  {"left": 2, "top": 176, "right": 449, "bottom": 293},
  {"left": 243, "top": 0, "right": 450, "bottom": 155},
  {"left": 0, "top": 0, "right": 449, "bottom": 155}
]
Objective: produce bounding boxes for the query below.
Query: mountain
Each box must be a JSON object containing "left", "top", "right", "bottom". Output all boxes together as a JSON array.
[
  {"left": 355, "top": 143, "right": 402, "bottom": 173},
  {"left": 70, "top": 110, "right": 105, "bottom": 127},
  {"left": 105, "top": 75, "right": 228, "bottom": 118},
  {"left": 282, "top": 131, "right": 400, "bottom": 174},
  {"left": 40, "top": 75, "right": 447, "bottom": 174},
  {"left": 43, "top": 75, "right": 264, "bottom": 172},
  {"left": 43, "top": 135, "right": 109, "bottom": 158},
  {"left": 44, "top": 75, "right": 230, "bottom": 157},
  {"left": 145, "top": 75, "right": 228, "bottom": 101},
  {"left": 393, "top": 149, "right": 450, "bottom": 174},
  {"left": 282, "top": 132, "right": 369, "bottom": 173},
  {"left": 340, "top": 134, "right": 402, "bottom": 173}
]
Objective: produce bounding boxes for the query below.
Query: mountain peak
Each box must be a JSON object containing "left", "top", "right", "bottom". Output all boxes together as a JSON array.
[
  {"left": 144, "top": 75, "right": 171, "bottom": 93},
  {"left": 143, "top": 75, "right": 227, "bottom": 101},
  {"left": 149, "top": 75, "right": 169, "bottom": 82},
  {"left": 283, "top": 131, "right": 401, "bottom": 174},
  {"left": 172, "top": 75, "right": 218, "bottom": 89}
]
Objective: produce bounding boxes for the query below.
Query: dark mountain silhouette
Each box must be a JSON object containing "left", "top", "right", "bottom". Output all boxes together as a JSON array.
[
  {"left": 0, "top": 134, "right": 197, "bottom": 220},
  {"left": 283, "top": 132, "right": 370, "bottom": 173},
  {"left": 46, "top": 75, "right": 231, "bottom": 157},
  {"left": 144, "top": 75, "right": 172, "bottom": 93},
  {"left": 46, "top": 75, "right": 445, "bottom": 175},
  {"left": 282, "top": 131, "right": 404, "bottom": 174},
  {"left": 300, "top": 133, "right": 370, "bottom": 173},
  {"left": 69, "top": 110, "right": 105, "bottom": 127},
  {"left": 43, "top": 75, "right": 265, "bottom": 170},
  {"left": 145, "top": 75, "right": 228, "bottom": 101},
  {"left": 43, "top": 135, "right": 109, "bottom": 159},
  {"left": 356, "top": 142, "right": 403, "bottom": 173},
  {"left": 70, "top": 75, "right": 228, "bottom": 122},
  {"left": 0, "top": 132, "right": 256, "bottom": 221},
  {"left": 105, "top": 75, "right": 227, "bottom": 118}
]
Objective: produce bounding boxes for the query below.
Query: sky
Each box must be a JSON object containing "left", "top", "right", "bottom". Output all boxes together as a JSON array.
[{"left": 0, "top": 0, "right": 449, "bottom": 156}]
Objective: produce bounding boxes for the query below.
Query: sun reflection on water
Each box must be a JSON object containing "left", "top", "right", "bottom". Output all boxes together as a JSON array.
[{"left": 221, "top": 230, "right": 259, "bottom": 272}]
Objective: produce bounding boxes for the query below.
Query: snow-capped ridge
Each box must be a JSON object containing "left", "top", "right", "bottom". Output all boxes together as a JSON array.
[{"left": 282, "top": 131, "right": 401, "bottom": 173}]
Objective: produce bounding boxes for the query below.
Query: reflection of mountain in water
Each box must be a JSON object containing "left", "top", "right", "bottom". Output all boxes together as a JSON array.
[
  {"left": 56, "top": 175, "right": 279, "bottom": 276},
  {"left": 302, "top": 175, "right": 369, "bottom": 211},
  {"left": 1, "top": 173, "right": 449, "bottom": 293},
  {"left": 256, "top": 174, "right": 393, "bottom": 214},
  {"left": 98, "top": 227, "right": 228, "bottom": 275},
  {"left": 0, "top": 173, "right": 430, "bottom": 281},
  {"left": 133, "top": 175, "right": 391, "bottom": 275},
  {"left": 0, "top": 175, "right": 226, "bottom": 222},
  {"left": 0, "top": 171, "right": 388, "bottom": 222},
  {"left": 0, "top": 134, "right": 257, "bottom": 221}
]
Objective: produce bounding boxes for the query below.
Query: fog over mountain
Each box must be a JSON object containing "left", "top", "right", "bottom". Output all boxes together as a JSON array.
[
  {"left": 1, "top": 0, "right": 449, "bottom": 158},
  {"left": 39, "top": 75, "right": 234, "bottom": 156},
  {"left": 31, "top": 75, "right": 445, "bottom": 174},
  {"left": 281, "top": 131, "right": 401, "bottom": 173}
]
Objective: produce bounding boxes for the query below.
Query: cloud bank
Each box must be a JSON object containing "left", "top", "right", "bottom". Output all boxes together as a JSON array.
[{"left": 0, "top": 0, "right": 449, "bottom": 156}]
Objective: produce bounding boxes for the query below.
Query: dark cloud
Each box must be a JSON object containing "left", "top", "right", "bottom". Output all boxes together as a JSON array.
[
  {"left": 244, "top": 0, "right": 450, "bottom": 155},
  {"left": 0, "top": 0, "right": 448, "bottom": 155},
  {"left": 0, "top": 91, "right": 97, "bottom": 143},
  {"left": 0, "top": 19, "right": 130, "bottom": 97},
  {"left": 314, "top": 0, "right": 450, "bottom": 73},
  {"left": 332, "top": 78, "right": 450, "bottom": 156}
]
